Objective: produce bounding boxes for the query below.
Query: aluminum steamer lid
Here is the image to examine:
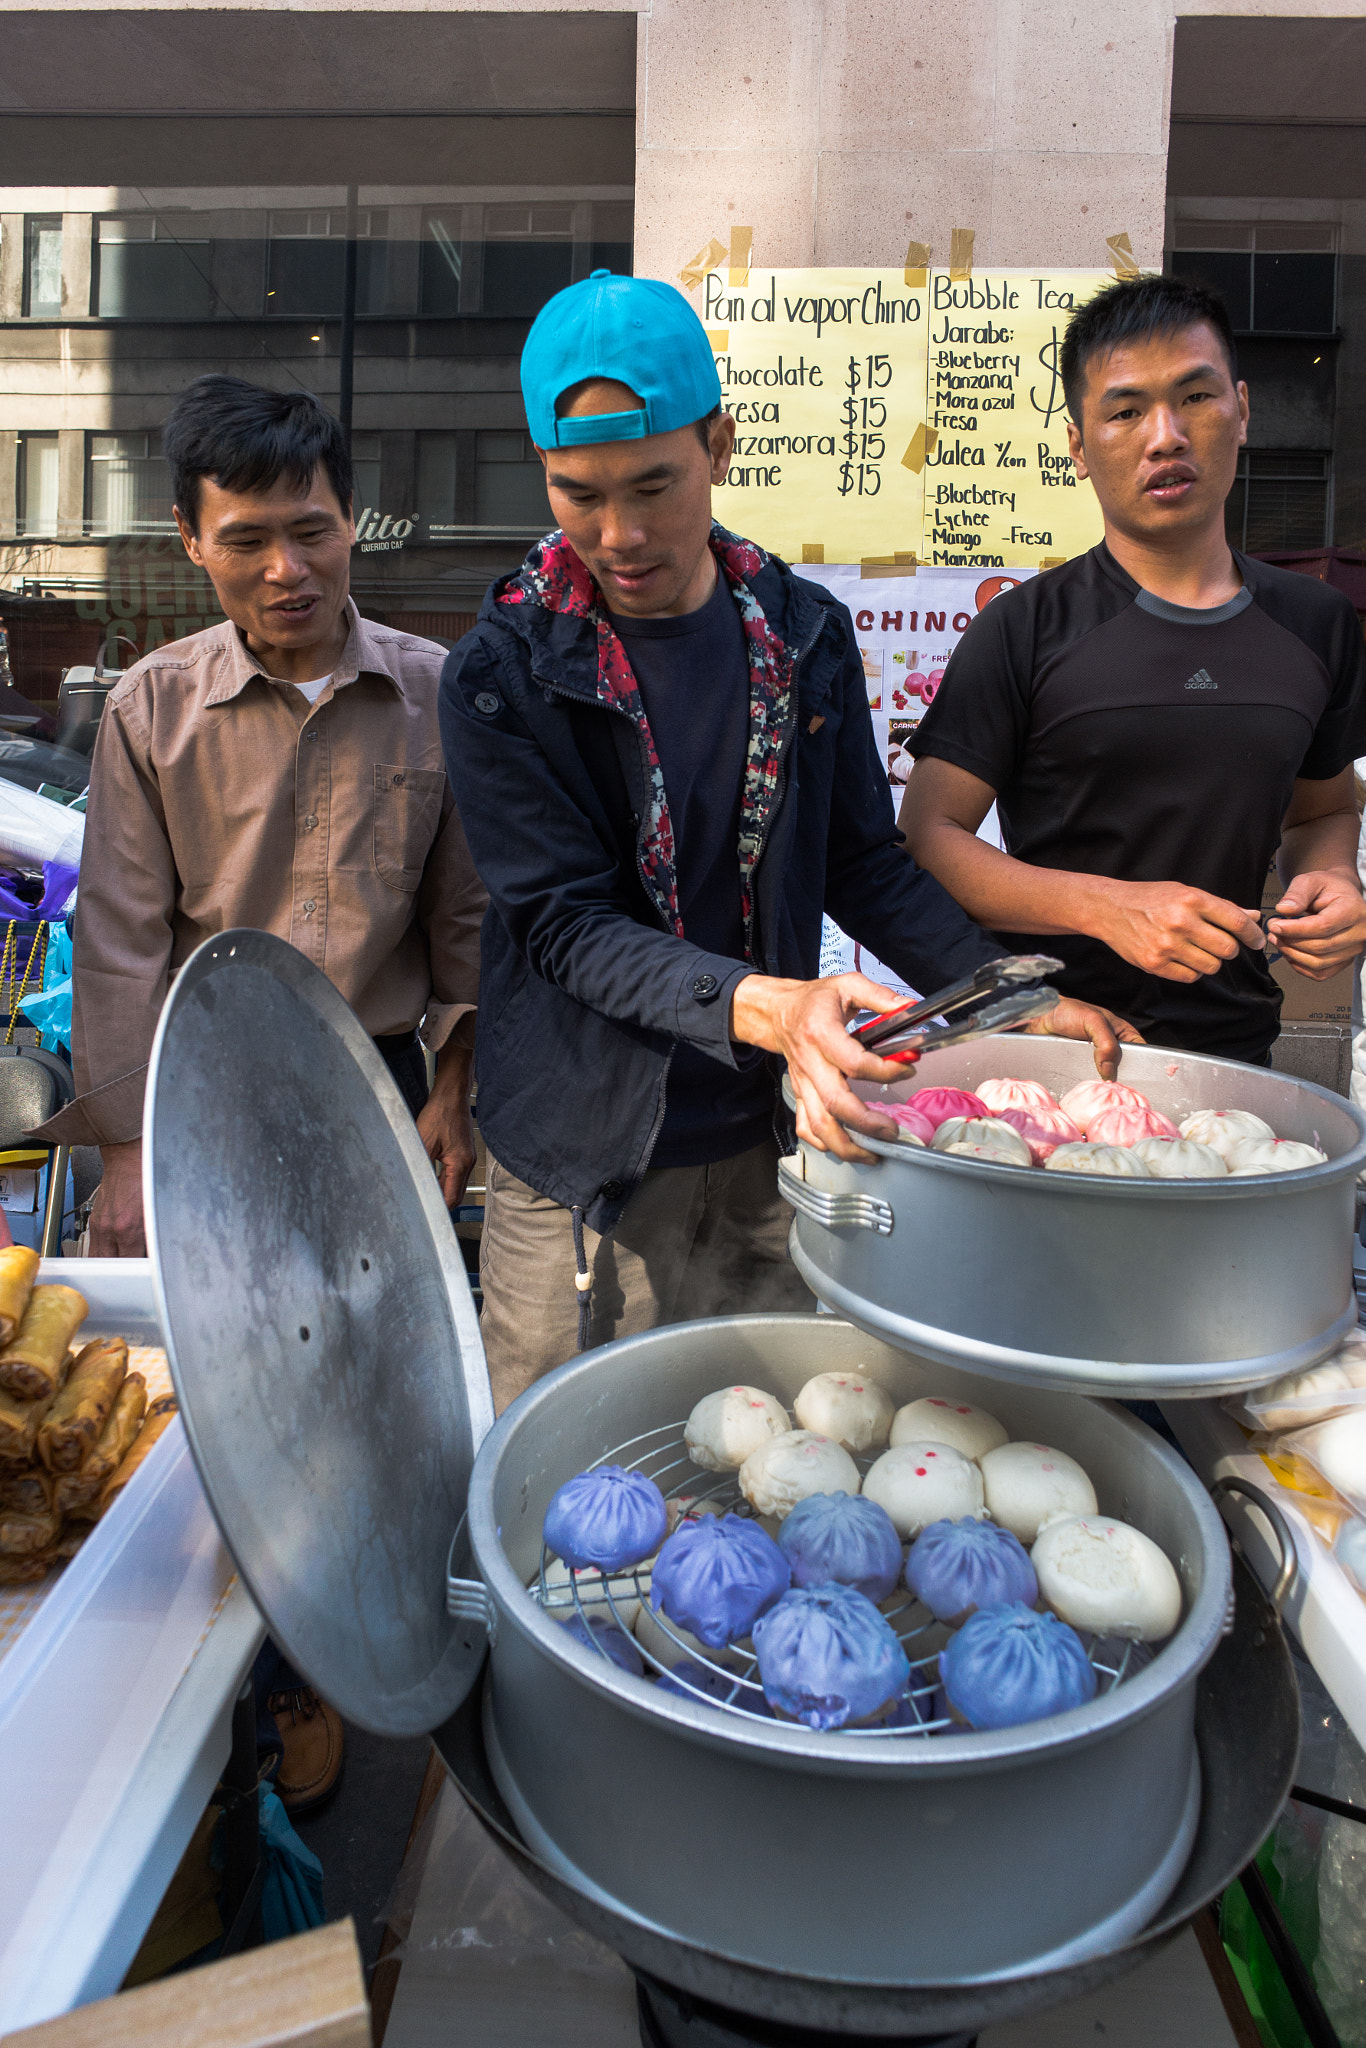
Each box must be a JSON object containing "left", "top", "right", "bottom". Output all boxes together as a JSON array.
[{"left": 144, "top": 929, "right": 494, "bottom": 1735}]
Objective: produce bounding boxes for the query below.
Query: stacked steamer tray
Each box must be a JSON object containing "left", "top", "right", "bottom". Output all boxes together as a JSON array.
[
  {"left": 780, "top": 1036, "right": 1366, "bottom": 1399},
  {"left": 135, "top": 931, "right": 1305, "bottom": 2041},
  {"left": 0, "top": 1248, "right": 179, "bottom": 1594}
]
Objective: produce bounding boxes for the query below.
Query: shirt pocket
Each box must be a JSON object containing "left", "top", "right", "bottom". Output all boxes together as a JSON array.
[{"left": 372, "top": 763, "right": 445, "bottom": 893}]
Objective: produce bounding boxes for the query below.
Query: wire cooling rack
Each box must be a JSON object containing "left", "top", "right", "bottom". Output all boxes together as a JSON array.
[{"left": 529, "top": 1422, "right": 1144, "bottom": 1738}]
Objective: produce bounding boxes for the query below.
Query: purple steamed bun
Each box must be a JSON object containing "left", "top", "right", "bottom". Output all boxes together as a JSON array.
[
  {"left": 559, "top": 1612, "right": 644, "bottom": 1678},
  {"left": 939, "top": 1602, "right": 1096, "bottom": 1731},
  {"left": 777, "top": 1490, "right": 904, "bottom": 1602},
  {"left": 655, "top": 1659, "right": 773, "bottom": 1716},
  {"left": 752, "top": 1582, "right": 912, "bottom": 1731},
  {"left": 543, "top": 1464, "right": 667, "bottom": 1572},
  {"left": 905, "top": 1517, "right": 1038, "bottom": 1625},
  {"left": 651, "top": 1511, "right": 790, "bottom": 1649}
]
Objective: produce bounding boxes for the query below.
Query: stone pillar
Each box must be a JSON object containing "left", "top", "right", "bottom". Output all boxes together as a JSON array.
[
  {"left": 56, "top": 429, "right": 85, "bottom": 540},
  {"left": 61, "top": 214, "right": 93, "bottom": 319}
]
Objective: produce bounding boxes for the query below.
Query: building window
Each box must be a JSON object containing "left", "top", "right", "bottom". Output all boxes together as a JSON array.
[
  {"left": 1226, "top": 451, "right": 1329, "bottom": 552},
  {"left": 265, "top": 209, "right": 392, "bottom": 319},
  {"left": 97, "top": 215, "right": 214, "bottom": 320},
  {"left": 474, "top": 431, "right": 552, "bottom": 530},
  {"left": 482, "top": 205, "right": 574, "bottom": 318},
  {"left": 349, "top": 431, "right": 382, "bottom": 521},
  {"left": 24, "top": 216, "right": 62, "bottom": 317},
  {"left": 421, "top": 211, "right": 463, "bottom": 317},
  {"left": 1169, "top": 225, "right": 1336, "bottom": 334},
  {"left": 415, "top": 431, "right": 459, "bottom": 534},
  {"left": 589, "top": 199, "right": 634, "bottom": 277},
  {"left": 17, "top": 434, "right": 60, "bottom": 534},
  {"left": 87, "top": 432, "right": 174, "bottom": 535}
]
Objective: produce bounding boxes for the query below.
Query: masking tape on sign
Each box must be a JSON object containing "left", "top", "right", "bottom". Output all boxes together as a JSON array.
[
  {"left": 900, "top": 423, "right": 938, "bottom": 474},
  {"left": 728, "top": 227, "right": 753, "bottom": 287},
  {"left": 801, "top": 543, "right": 825, "bottom": 564},
  {"left": 903, "top": 240, "right": 931, "bottom": 289},
  {"left": 679, "top": 237, "right": 727, "bottom": 291},
  {"left": 948, "top": 228, "right": 974, "bottom": 280},
  {"left": 1106, "top": 231, "right": 1140, "bottom": 280}
]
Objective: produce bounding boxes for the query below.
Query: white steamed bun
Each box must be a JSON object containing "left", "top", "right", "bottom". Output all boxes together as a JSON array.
[
  {"left": 794, "top": 1370, "right": 894, "bottom": 1454},
  {"left": 890, "top": 1395, "right": 1008, "bottom": 1460},
  {"left": 862, "top": 1440, "right": 985, "bottom": 1538},
  {"left": 1044, "top": 1142, "right": 1151, "bottom": 1178},
  {"left": 686, "top": 1385, "right": 791, "bottom": 1471},
  {"left": 739, "top": 1430, "right": 861, "bottom": 1519},
  {"left": 1225, "top": 1138, "right": 1327, "bottom": 1176},
  {"left": 1032, "top": 1515, "right": 1182, "bottom": 1642},
  {"left": 979, "top": 1441, "right": 1098, "bottom": 1544},
  {"left": 932, "top": 1116, "right": 1033, "bottom": 1168},
  {"left": 1131, "top": 1137, "right": 1228, "bottom": 1178},
  {"left": 1177, "top": 1109, "right": 1274, "bottom": 1163}
]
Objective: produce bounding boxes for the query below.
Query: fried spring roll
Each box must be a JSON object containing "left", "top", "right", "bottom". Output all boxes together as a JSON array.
[
  {"left": 37, "top": 1337, "right": 128, "bottom": 1473},
  {"left": 53, "top": 1374, "right": 146, "bottom": 1514},
  {"left": 0, "top": 1285, "right": 89, "bottom": 1401},
  {"left": 0, "top": 1550, "right": 57, "bottom": 1583},
  {"left": 0, "top": 1466, "right": 54, "bottom": 1515},
  {"left": 89, "top": 1405, "right": 178, "bottom": 1519},
  {"left": 0, "top": 1505, "right": 61, "bottom": 1555},
  {"left": 0, "top": 1379, "right": 62, "bottom": 1465},
  {"left": 0, "top": 1246, "right": 39, "bottom": 1349}
]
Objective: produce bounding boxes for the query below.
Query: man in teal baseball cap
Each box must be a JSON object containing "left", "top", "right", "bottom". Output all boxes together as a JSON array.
[{"left": 440, "top": 271, "right": 1135, "bottom": 1409}]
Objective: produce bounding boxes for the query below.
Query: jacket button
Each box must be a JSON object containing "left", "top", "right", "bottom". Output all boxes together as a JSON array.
[
  {"left": 303, "top": 814, "right": 318, "bottom": 831},
  {"left": 601, "top": 1179, "right": 625, "bottom": 1202},
  {"left": 474, "top": 691, "right": 502, "bottom": 716},
  {"left": 691, "top": 973, "right": 718, "bottom": 997}
]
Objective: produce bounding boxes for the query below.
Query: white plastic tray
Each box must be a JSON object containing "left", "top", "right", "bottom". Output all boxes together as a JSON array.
[
  {"left": 1162, "top": 1398, "right": 1366, "bottom": 1755},
  {"left": 0, "top": 1260, "right": 264, "bottom": 2031}
]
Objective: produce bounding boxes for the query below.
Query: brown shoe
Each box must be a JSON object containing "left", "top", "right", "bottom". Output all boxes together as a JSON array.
[{"left": 268, "top": 1685, "right": 344, "bottom": 1815}]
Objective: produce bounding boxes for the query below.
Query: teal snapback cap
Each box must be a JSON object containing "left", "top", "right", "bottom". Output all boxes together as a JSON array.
[{"left": 521, "top": 270, "right": 722, "bottom": 449}]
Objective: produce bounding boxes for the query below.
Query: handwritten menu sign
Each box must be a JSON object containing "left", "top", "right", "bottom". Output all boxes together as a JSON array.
[
  {"left": 701, "top": 268, "right": 930, "bottom": 564},
  {"left": 701, "top": 266, "right": 1111, "bottom": 567},
  {"left": 921, "top": 268, "right": 1107, "bottom": 566}
]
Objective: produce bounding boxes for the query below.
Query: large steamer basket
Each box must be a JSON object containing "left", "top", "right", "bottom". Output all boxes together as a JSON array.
[
  {"left": 466, "top": 1315, "right": 1231, "bottom": 1986},
  {"left": 782, "top": 1036, "right": 1366, "bottom": 1398}
]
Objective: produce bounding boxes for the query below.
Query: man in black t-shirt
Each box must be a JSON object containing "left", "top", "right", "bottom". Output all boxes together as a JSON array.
[{"left": 903, "top": 274, "right": 1366, "bottom": 1062}]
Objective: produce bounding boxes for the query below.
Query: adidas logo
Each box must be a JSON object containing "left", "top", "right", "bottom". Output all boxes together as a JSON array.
[{"left": 1185, "top": 668, "right": 1216, "bottom": 690}]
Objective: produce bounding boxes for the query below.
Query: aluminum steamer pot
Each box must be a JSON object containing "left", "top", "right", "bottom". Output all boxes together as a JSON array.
[
  {"left": 781, "top": 1035, "right": 1366, "bottom": 1396},
  {"left": 466, "top": 1313, "right": 1231, "bottom": 1986}
]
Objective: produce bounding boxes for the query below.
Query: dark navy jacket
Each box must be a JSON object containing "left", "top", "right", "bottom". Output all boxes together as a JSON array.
[{"left": 439, "top": 541, "right": 1003, "bottom": 1232}]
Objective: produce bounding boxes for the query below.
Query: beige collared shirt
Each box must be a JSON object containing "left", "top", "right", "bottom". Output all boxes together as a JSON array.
[{"left": 43, "top": 601, "right": 485, "bottom": 1147}]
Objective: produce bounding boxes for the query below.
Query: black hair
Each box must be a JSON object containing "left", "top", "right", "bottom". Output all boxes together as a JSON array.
[
  {"left": 696, "top": 403, "right": 723, "bottom": 449},
  {"left": 163, "top": 375, "right": 354, "bottom": 531},
  {"left": 1060, "top": 274, "right": 1239, "bottom": 430}
]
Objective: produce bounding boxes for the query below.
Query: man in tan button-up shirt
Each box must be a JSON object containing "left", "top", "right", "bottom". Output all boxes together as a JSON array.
[{"left": 41, "top": 376, "right": 485, "bottom": 1255}]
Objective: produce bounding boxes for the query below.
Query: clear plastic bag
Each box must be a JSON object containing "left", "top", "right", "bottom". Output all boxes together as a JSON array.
[
  {"left": 1275, "top": 1410, "right": 1366, "bottom": 1519},
  {"left": 1226, "top": 1330, "right": 1366, "bottom": 1433}
]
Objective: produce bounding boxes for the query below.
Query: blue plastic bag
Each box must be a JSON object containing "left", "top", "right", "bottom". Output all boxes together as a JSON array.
[
  {"left": 257, "top": 1785, "right": 325, "bottom": 1939},
  {"left": 22, "top": 919, "right": 73, "bottom": 1050}
]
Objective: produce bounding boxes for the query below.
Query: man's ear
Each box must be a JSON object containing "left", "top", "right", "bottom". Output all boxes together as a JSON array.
[
  {"left": 1065, "top": 418, "right": 1088, "bottom": 482},
  {"left": 708, "top": 410, "right": 737, "bottom": 485},
  {"left": 172, "top": 504, "right": 204, "bottom": 565}
]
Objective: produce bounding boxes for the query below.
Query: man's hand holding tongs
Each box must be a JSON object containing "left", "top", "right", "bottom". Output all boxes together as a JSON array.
[{"left": 730, "top": 972, "right": 920, "bottom": 1163}]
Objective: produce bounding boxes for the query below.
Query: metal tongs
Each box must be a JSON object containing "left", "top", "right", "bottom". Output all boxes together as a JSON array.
[{"left": 849, "top": 954, "right": 1065, "bottom": 1066}]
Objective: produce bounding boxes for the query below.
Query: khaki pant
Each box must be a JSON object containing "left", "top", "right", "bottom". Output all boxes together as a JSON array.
[{"left": 478, "top": 1137, "right": 813, "bottom": 1413}]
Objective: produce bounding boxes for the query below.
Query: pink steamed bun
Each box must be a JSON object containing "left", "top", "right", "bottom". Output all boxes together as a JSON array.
[
  {"left": 975, "top": 1076, "right": 1060, "bottom": 1116},
  {"left": 993, "top": 1104, "right": 1083, "bottom": 1164},
  {"left": 1086, "top": 1100, "right": 1179, "bottom": 1147},
  {"left": 878, "top": 1101, "right": 936, "bottom": 1146},
  {"left": 907, "top": 1086, "right": 988, "bottom": 1131},
  {"left": 1058, "top": 1078, "right": 1149, "bottom": 1136}
]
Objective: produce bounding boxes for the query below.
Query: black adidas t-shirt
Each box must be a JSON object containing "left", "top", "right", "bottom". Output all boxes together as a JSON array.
[{"left": 909, "top": 544, "right": 1366, "bottom": 1060}]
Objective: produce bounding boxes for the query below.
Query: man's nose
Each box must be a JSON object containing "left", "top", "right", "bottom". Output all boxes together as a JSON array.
[
  {"left": 261, "top": 541, "right": 309, "bottom": 583},
  {"left": 598, "top": 500, "right": 646, "bottom": 554},
  {"left": 1145, "top": 405, "right": 1190, "bottom": 454}
]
